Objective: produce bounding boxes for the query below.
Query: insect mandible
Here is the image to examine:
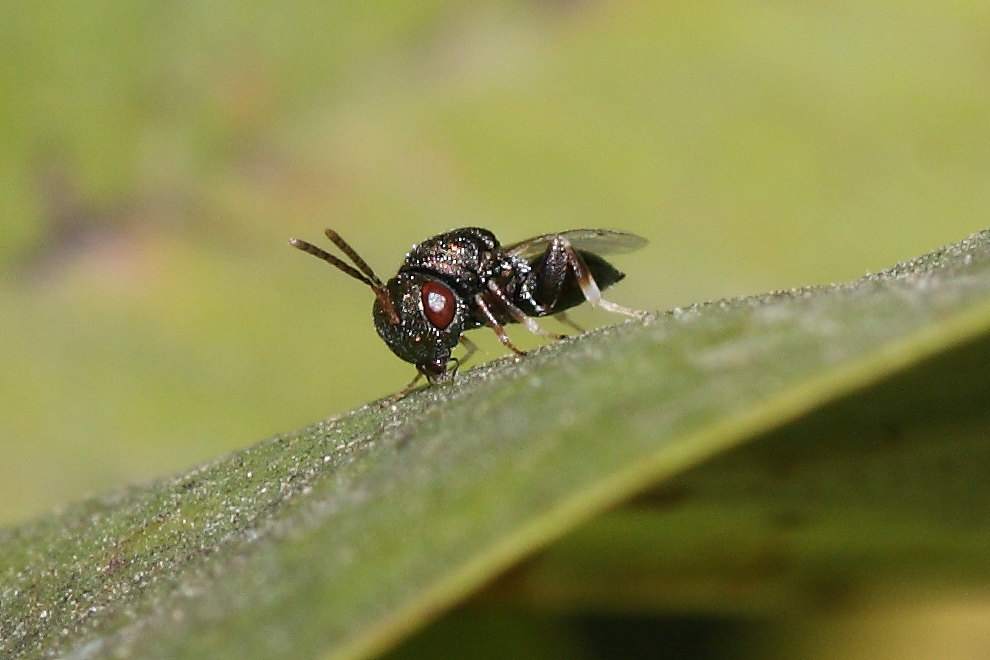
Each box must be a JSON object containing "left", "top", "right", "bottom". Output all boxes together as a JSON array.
[{"left": 289, "top": 227, "right": 647, "bottom": 393}]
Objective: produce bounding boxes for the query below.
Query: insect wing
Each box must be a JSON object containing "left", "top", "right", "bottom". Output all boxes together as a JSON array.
[{"left": 505, "top": 228, "right": 648, "bottom": 261}]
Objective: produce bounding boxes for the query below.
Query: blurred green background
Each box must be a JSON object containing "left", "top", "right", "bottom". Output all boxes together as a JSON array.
[{"left": 1, "top": 1, "right": 987, "bottom": 530}]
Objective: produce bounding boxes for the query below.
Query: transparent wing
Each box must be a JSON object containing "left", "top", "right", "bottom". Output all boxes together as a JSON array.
[{"left": 505, "top": 229, "right": 648, "bottom": 260}]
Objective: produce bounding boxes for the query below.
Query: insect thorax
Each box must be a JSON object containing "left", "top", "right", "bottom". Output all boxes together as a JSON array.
[{"left": 400, "top": 228, "right": 499, "bottom": 294}]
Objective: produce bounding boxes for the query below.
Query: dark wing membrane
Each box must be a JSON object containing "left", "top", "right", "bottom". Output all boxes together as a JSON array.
[{"left": 505, "top": 229, "right": 648, "bottom": 260}]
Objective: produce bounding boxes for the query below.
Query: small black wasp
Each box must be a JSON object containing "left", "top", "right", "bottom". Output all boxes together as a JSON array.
[{"left": 290, "top": 227, "right": 647, "bottom": 393}]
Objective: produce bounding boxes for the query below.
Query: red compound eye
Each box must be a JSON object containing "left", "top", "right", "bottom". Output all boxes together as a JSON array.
[{"left": 421, "top": 281, "right": 456, "bottom": 329}]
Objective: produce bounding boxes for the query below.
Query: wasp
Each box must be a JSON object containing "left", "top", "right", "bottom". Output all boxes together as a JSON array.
[{"left": 290, "top": 227, "right": 647, "bottom": 393}]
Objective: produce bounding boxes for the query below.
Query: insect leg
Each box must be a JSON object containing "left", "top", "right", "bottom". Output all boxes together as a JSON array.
[
  {"left": 382, "top": 371, "right": 424, "bottom": 406},
  {"left": 474, "top": 293, "right": 526, "bottom": 355},
  {"left": 486, "top": 280, "right": 567, "bottom": 340},
  {"left": 555, "top": 311, "right": 584, "bottom": 333},
  {"left": 555, "top": 236, "right": 648, "bottom": 318},
  {"left": 459, "top": 335, "right": 480, "bottom": 364}
]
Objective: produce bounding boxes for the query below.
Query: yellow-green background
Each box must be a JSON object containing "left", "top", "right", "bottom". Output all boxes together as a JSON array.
[{"left": 1, "top": 2, "right": 987, "bottom": 526}]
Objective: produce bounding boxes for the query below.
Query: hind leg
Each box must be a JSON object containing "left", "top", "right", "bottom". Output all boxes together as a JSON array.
[{"left": 542, "top": 236, "right": 648, "bottom": 318}]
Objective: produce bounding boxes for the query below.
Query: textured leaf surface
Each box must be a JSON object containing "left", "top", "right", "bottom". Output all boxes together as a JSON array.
[{"left": 2, "top": 230, "right": 990, "bottom": 659}]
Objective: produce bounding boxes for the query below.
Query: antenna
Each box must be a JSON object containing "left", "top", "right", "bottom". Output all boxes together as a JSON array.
[{"left": 289, "top": 230, "right": 401, "bottom": 325}]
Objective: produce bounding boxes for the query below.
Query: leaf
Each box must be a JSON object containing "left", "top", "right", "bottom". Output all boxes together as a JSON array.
[{"left": 3, "top": 229, "right": 990, "bottom": 659}]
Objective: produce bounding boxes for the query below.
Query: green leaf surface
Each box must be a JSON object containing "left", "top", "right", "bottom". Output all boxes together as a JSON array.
[{"left": 3, "top": 229, "right": 990, "bottom": 659}]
